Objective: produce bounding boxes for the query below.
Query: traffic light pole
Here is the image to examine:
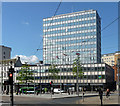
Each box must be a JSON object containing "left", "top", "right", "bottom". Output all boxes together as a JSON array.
[
  {"left": 76, "top": 55, "right": 79, "bottom": 96},
  {"left": 50, "top": 81, "right": 53, "bottom": 98},
  {"left": 8, "top": 64, "right": 14, "bottom": 106},
  {"left": 10, "top": 81, "right": 13, "bottom": 106},
  {"left": 76, "top": 53, "right": 80, "bottom": 96}
]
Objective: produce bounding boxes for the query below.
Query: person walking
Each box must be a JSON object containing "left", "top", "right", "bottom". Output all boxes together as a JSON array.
[
  {"left": 106, "top": 88, "right": 110, "bottom": 98},
  {"left": 99, "top": 88, "right": 103, "bottom": 106}
]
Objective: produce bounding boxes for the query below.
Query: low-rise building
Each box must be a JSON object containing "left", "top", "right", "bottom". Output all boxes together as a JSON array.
[
  {"left": 14, "top": 63, "right": 115, "bottom": 91},
  {"left": 0, "top": 57, "right": 115, "bottom": 93},
  {"left": 0, "top": 57, "right": 22, "bottom": 94}
]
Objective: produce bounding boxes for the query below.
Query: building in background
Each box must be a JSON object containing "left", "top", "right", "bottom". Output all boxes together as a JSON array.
[
  {"left": 101, "top": 51, "right": 120, "bottom": 67},
  {"left": 102, "top": 51, "right": 120, "bottom": 90},
  {"left": 114, "top": 51, "right": 120, "bottom": 65},
  {"left": 0, "top": 56, "right": 22, "bottom": 94},
  {"left": 0, "top": 45, "right": 11, "bottom": 60},
  {"left": 43, "top": 10, "right": 101, "bottom": 65},
  {"left": 101, "top": 53, "right": 115, "bottom": 66},
  {"left": 112, "top": 52, "right": 120, "bottom": 83},
  {"left": 102, "top": 51, "right": 120, "bottom": 82}
]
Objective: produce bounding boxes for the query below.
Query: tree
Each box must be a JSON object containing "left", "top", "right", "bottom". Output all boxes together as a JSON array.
[
  {"left": 16, "top": 64, "right": 34, "bottom": 84},
  {"left": 72, "top": 55, "right": 83, "bottom": 96},
  {"left": 48, "top": 64, "right": 59, "bottom": 83},
  {"left": 72, "top": 56, "right": 83, "bottom": 77}
]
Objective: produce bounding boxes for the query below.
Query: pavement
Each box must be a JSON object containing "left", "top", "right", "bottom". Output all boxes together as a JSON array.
[
  {"left": 1, "top": 91, "right": 99, "bottom": 99},
  {"left": 79, "top": 92, "right": 120, "bottom": 105},
  {"left": 0, "top": 91, "right": 120, "bottom": 105}
]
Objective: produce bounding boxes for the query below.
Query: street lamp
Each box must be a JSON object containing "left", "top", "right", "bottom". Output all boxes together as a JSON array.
[
  {"left": 37, "top": 61, "right": 43, "bottom": 95},
  {"left": 117, "top": 58, "right": 120, "bottom": 95},
  {"left": 1, "top": 62, "right": 3, "bottom": 95},
  {"left": 34, "top": 72, "right": 35, "bottom": 95},
  {"left": 76, "top": 53, "right": 80, "bottom": 96},
  {"left": 62, "top": 53, "right": 69, "bottom": 91},
  {"left": 60, "top": 65, "right": 62, "bottom": 94},
  {"left": 55, "top": 56, "right": 62, "bottom": 94},
  {"left": 39, "top": 61, "right": 43, "bottom": 95},
  {"left": 36, "top": 48, "right": 45, "bottom": 95}
]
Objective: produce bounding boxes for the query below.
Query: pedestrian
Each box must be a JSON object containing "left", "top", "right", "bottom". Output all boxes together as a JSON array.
[
  {"left": 36, "top": 91, "right": 39, "bottom": 95},
  {"left": 99, "top": 88, "right": 103, "bottom": 99},
  {"left": 6, "top": 90, "right": 8, "bottom": 95},
  {"left": 98, "top": 88, "right": 103, "bottom": 106},
  {"left": 68, "top": 89, "right": 70, "bottom": 95},
  {"left": 4, "top": 90, "right": 6, "bottom": 94},
  {"left": 16, "top": 90, "right": 18, "bottom": 95},
  {"left": 19, "top": 89, "right": 21, "bottom": 95},
  {"left": 106, "top": 88, "right": 110, "bottom": 98}
]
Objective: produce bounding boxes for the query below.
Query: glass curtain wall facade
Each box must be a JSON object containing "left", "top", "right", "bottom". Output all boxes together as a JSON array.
[{"left": 43, "top": 10, "right": 101, "bottom": 65}]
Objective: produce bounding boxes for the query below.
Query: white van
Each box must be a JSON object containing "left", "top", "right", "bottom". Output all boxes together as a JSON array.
[{"left": 53, "top": 88, "right": 64, "bottom": 93}]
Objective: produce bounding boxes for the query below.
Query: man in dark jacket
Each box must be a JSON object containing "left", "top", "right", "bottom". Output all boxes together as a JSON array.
[{"left": 99, "top": 88, "right": 103, "bottom": 106}]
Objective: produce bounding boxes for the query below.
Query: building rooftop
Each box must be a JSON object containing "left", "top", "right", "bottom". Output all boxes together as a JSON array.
[
  {"left": 0, "top": 45, "right": 11, "bottom": 50},
  {"left": 102, "top": 51, "right": 120, "bottom": 57},
  {"left": 43, "top": 9, "right": 97, "bottom": 20},
  {"left": 102, "top": 53, "right": 115, "bottom": 57}
]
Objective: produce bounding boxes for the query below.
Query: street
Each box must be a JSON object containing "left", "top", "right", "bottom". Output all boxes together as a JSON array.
[
  {"left": 0, "top": 91, "right": 120, "bottom": 105},
  {"left": 1, "top": 94, "right": 83, "bottom": 104}
]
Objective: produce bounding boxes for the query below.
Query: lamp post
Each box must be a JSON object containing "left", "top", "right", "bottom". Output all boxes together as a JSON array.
[
  {"left": 55, "top": 56, "right": 61, "bottom": 93},
  {"left": 63, "top": 53, "right": 69, "bottom": 91},
  {"left": 60, "top": 65, "right": 62, "bottom": 94},
  {"left": 34, "top": 72, "right": 35, "bottom": 95},
  {"left": 37, "top": 61, "right": 43, "bottom": 96},
  {"left": 76, "top": 53, "right": 80, "bottom": 96},
  {"left": 1, "top": 65, "right": 3, "bottom": 95},
  {"left": 40, "top": 65, "right": 41, "bottom": 95},
  {"left": 39, "top": 61, "right": 43, "bottom": 95},
  {"left": 36, "top": 48, "right": 45, "bottom": 96},
  {"left": 117, "top": 58, "right": 120, "bottom": 95}
]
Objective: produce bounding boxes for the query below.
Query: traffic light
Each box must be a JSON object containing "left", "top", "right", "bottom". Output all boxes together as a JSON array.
[
  {"left": 8, "top": 66, "right": 14, "bottom": 85},
  {"left": 8, "top": 72, "right": 13, "bottom": 85},
  {"left": 50, "top": 81, "right": 53, "bottom": 85},
  {"left": 8, "top": 65, "right": 15, "bottom": 106},
  {"left": 50, "top": 81, "right": 53, "bottom": 87}
]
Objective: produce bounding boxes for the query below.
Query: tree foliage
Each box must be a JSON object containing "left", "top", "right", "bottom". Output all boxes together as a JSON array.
[
  {"left": 16, "top": 64, "right": 34, "bottom": 83},
  {"left": 72, "top": 56, "right": 83, "bottom": 78},
  {"left": 48, "top": 64, "right": 59, "bottom": 80}
]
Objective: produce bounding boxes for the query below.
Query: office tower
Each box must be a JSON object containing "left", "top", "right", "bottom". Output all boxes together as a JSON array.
[{"left": 43, "top": 10, "right": 101, "bottom": 65}]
